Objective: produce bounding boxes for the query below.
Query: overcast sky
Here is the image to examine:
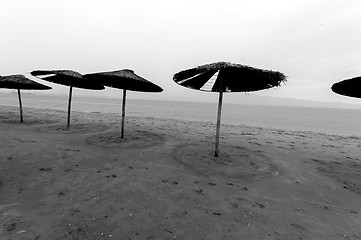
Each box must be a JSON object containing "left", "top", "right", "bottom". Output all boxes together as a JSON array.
[{"left": 1, "top": 0, "right": 361, "bottom": 105}]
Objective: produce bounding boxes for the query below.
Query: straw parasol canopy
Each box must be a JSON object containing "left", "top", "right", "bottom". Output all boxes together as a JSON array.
[
  {"left": 31, "top": 70, "right": 104, "bottom": 128},
  {"left": 173, "top": 61, "right": 287, "bottom": 157},
  {"left": 84, "top": 69, "right": 163, "bottom": 138},
  {"left": 0, "top": 74, "right": 52, "bottom": 122},
  {"left": 331, "top": 76, "right": 361, "bottom": 98},
  {"left": 85, "top": 69, "right": 163, "bottom": 92}
]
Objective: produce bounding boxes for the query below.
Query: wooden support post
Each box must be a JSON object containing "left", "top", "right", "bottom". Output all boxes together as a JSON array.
[
  {"left": 67, "top": 85, "right": 73, "bottom": 129},
  {"left": 214, "top": 88, "right": 223, "bottom": 157},
  {"left": 17, "top": 89, "right": 23, "bottom": 123},
  {"left": 121, "top": 89, "right": 126, "bottom": 139}
]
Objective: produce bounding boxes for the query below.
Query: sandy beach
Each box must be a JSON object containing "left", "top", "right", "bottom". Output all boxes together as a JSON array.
[{"left": 1, "top": 105, "right": 361, "bottom": 240}]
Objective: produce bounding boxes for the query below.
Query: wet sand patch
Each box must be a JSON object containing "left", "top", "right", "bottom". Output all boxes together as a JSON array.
[
  {"left": 172, "top": 143, "right": 280, "bottom": 181},
  {"left": 86, "top": 130, "right": 165, "bottom": 149},
  {"left": 309, "top": 158, "right": 361, "bottom": 195},
  {"left": 35, "top": 123, "right": 110, "bottom": 134}
]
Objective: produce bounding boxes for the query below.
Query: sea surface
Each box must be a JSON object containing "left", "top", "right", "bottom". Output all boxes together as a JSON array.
[{"left": 1, "top": 92, "right": 361, "bottom": 136}]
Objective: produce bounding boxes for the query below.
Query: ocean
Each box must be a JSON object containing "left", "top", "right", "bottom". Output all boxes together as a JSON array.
[{"left": 1, "top": 92, "right": 361, "bottom": 136}]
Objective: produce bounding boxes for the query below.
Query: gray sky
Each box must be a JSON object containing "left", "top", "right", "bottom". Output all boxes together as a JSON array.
[{"left": 1, "top": 0, "right": 361, "bottom": 105}]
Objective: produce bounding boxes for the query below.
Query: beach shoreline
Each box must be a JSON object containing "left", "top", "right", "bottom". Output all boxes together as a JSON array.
[
  {"left": 2, "top": 92, "right": 361, "bottom": 136},
  {"left": 1, "top": 105, "right": 361, "bottom": 239}
]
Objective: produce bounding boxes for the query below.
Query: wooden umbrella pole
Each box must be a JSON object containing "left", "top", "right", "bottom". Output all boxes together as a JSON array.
[
  {"left": 17, "top": 89, "right": 23, "bottom": 123},
  {"left": 121, "top": 89, "right": 126, "bottom": 139},
  {"left": 214, "top": 88, "right": 223, "bottom": 157},
  {"left": 67, "top": 85, "right": 73, "bottom": 129}
]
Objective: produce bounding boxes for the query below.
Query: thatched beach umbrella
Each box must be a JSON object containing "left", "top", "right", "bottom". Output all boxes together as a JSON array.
[
  {"left": 173, "top": 61, "right": 287, "bottom": 157},
  {"left": 84, "top": 69, "right": 163, "bottom": 138},
  {"left": 31, "top": 70, "right": 104, "bottom": 129},
  {"left": 331, "top": 76, "right": 361, "bottom": 98},
  {"left": 0, "top": 74, "right": 52, "bottom": 122}
]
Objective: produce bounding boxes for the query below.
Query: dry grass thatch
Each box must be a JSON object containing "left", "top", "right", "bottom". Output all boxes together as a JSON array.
[
  {"left": 0, "top": 74, "right": 51, "bottom": 90},
  {"left": 332, "top": 76, "right": 361, "bottom": 99},
  {"left": 31, "top": 70, "right": 104, "bottom": 90},
  {"left": 173, "top": 61, "right": 287, "bottom": 92},
  {"left": 84, "top": 69, "right": 163, "bottom": 92}
]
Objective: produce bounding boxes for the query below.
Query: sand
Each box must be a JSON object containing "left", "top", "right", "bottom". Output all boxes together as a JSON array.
[{"left": 1, "top": 105, "right": 361, "bottom": 240}]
